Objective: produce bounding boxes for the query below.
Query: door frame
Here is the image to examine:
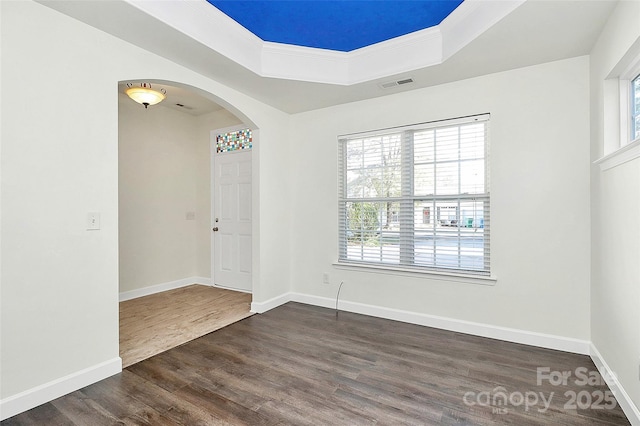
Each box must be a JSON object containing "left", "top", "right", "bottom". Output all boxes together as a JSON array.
[{"left": 210, "top": 125, "right": 256, "bottom": 294}]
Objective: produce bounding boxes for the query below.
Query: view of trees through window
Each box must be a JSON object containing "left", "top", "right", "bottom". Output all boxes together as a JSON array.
[{"left": 339, "top": 116, "right": 490, "bottom": 274}]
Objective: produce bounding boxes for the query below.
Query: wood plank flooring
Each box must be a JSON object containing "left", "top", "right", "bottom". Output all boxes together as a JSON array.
[
  {"left": 119, "top": 284, "right": 253, "bottom": 367},
  {"left": 4, "top": 302, "right": 631, "bottom": 425}
]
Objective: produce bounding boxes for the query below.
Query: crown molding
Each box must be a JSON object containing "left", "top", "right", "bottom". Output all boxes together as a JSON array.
[
  {"left": 440, "top": 0, "right": 525, "bottom": 59},
  {"left": 348, "top": 26, "right": 443, "bottom": 85},
  {"left": 261, "top": 43, "right": 350, "bottom": 85},
  {"left": 126, "top": 0, "right": 525, "bottom": 85}
]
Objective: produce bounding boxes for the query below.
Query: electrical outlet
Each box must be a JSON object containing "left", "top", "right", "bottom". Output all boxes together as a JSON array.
[{"left": 323, "top": 273, "right": 330, "bottom": 284}]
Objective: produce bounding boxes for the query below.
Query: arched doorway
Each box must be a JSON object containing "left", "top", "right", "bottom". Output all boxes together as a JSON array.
[{"left": 117, "top": 80, "right": 259, "bottom": 367}]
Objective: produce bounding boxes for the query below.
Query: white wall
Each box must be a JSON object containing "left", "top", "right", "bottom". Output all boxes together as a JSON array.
[
  {"left": 0, "top": 0, "right": 292, "bottom": 410},
  {"left": 289, "top": 56, "right": 591, "bottom": 340},
  {"left": 9, "top": 0, "right": 633, "bottom": 420},
  {"left": 590, "top": 0, "right": 640, "bottom": 412},
  {"left": 1, "top": 0, "right": 121, "bottom": 400},
  {"left": 119, "top": 95, "right": 200, "bottom": 292}
]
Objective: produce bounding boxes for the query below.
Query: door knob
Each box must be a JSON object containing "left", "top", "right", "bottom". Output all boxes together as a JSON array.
[{"left": 212, "top": 227, "right": 219, "bottom": 232}]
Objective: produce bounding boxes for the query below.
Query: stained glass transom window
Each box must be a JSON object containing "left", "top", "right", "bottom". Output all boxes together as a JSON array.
[{"left": 217, "top": 129, "right": 252, "bottom": 153}]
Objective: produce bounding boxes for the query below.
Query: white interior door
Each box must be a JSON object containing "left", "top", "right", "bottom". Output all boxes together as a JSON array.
[{"left": 212, "top": 149, "right": 252, "bottom": 292}]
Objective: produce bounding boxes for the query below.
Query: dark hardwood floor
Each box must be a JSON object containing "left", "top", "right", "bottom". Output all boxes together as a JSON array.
[{"left": 3, "top": 302, "right": 631, "bottom": 425}]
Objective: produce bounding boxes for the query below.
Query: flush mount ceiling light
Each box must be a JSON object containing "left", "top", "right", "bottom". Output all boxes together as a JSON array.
[{"left": 125, "top": 83, "right": 166, "bottom": 108}]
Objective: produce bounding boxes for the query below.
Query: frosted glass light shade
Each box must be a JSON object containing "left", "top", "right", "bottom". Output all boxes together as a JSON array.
[{"left": 125, "top": 85, "right": 166, "bottom": 107}]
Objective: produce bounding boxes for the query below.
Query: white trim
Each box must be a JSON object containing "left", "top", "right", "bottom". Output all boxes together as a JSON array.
[
  {"left": 255, "top": 291, "right": 590, "bottom": 355},
  {"left": 118, "top": 277, "right": 211, "bottom": 302},
  {"left": 0, "top": 357, "right": 122, "bottom": 421},
  {"left": 440, "top": 0, "right": 524, "bottom": 59},
  {"left": 602, "top": 37, "right": 640, "bottom": 161},
  {"left": 291, "top": 293, "right": 590, "bottom": 354},
  {"left": 250, "top": 292, "right": 291, "bottom": 314},
  {"left": 619, "top": 77, "right": 632, "bottom": 147},
  {"left": 338, "top": 112, "right": 491, "bottom": 139},
  {"left": 125, "top": 0, "right": 523, "bottom": 85},
  {"left": 261, "top": 42, "right": 350, "bottom": 85},
  {"left": 212, "top": 283, "right": 251, "bottom": 294},
  {"left": 590, "top": 344, "right": 640, "bottom": 426},
  {"left": 195, "top": 276, "right": 213, "bottom": 286},
  {"left": 594, "top": 138, "right": 640, "bottom": 171},
  {"left": 333, "top": 262, "right": 497, "bottom": 286},
  {"left": 343, "top": 26, "right": 443, "bottom": 84}
]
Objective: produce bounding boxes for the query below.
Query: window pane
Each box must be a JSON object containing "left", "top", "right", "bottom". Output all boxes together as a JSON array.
[
  {"left": 459, "top": 123, "right": 485, "bottom": 160},
  {"left": 435, "top": 127, "right": 459, "bottom": 162},
  {"left": 339, "top": 115, "right": 490, "bottom": 275},
  {"left": 633, "top": 75, "right": 640, "bottom": 140},
  {"left": 435, "top": 162, "right": 459, "bottom": 195},
  {"left": 413, "top": 200, "right": 487, "bottom": 272},
  {"left": 414, "top": 200, "right": 435, "bottom": 266},
  {"left": 346, "top": 140, "right": 363, "bottom": 169},
  {"left": 414, "top": 129, "right": 434, "bottom": 163},
  {"left": 216, "top": 128, "right": 252, "bottom": 153},
  {"left": 363, "top": 138, "right": 383, "bottom": 167},
  {"left": 381, "top": 135, "right": 402, "bottom": 198},
  {"left": 345, "top": 135, "right": 402, "bottom": 199},
  {"left": 345, "top": 202, "right": 400, "bottom": 265},
  {"left": 460, "top": 160, "right": 484, "bottom": 194},
  {"left": 458, "top": 200, "right": 487, "bottom": 271},
  {"left": 346, "top": 170, "right": 364, "bottom": 198},
  {"left": 414, "top": 164, "right": 434, "bottom": 196}
]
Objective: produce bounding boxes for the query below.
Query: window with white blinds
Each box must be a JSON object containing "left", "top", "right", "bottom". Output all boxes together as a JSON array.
[
  {"left": 632, "top": 73, "right": 640, "bottom": 142},
  {"left": 338, "top": 114, "right": 490, "bottom": 275}
]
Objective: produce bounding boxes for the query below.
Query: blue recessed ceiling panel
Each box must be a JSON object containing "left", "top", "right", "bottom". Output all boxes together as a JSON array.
[{"left": 207, "top": 1, "right": 464, "bottom": 52}]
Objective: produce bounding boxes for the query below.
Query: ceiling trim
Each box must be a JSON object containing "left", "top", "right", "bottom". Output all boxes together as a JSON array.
[{"left": 127, "top": 0, "right": 525, "bottom": 86}]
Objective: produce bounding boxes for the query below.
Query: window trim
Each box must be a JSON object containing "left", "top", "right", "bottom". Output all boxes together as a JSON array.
[
  {"left": 596, "top": 45, "right": 640, "bottom": 171},
  {"left": 333, "top": 261, "right": 497, "bottom": 285},
  {"left": 594, "top": 138, "right": 640, "bottom": 171},
  {"left": 629, "top": 73, "right": 640, "bottom": 142},
  {"left": 618, "top": 71, "right": 640, "bottom": 149},
  {"left": 337, "top": 114, "right": 491, "bottom": 278}
]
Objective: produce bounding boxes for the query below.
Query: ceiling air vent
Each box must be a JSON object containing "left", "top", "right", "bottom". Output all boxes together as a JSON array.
[
  {"left": 379, "top": 78, "right": 414, "bottom": 89},
  {"left": 175, "top": 103, "right": 194, "bottom": 110}
]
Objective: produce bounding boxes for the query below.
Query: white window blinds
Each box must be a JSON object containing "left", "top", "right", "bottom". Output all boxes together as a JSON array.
[
  {"left": 338, "top": 114, "right": 490, "bottom": 275},
  {"left": 632, "top": 74, "right": 640, "bottom": 141}
]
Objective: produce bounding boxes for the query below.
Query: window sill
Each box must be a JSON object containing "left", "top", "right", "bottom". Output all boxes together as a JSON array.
[
  {"left": 333, "top": 262, "right": 497, "bottom": 286},
  {"left": 594, "top": 138, "right": 640, "bottom": 171}
]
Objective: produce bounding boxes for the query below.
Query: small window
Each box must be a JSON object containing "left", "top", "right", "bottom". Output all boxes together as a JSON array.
[
  {"left": 338, "top": 114, "right": 490, "bottom": 276},
  {"left": 216, "top": 128, "right": 252, "bottom": 153},
  {"left": 632, "top": 74, "right": 640, "bottom": 142},
  {"left": 596, "top": 45, "right": 640, "bottom": 170}
]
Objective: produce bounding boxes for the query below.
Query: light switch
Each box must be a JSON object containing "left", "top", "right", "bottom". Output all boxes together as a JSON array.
[{"left": 87, "top": 212, "right": 101, "bottom": 230}]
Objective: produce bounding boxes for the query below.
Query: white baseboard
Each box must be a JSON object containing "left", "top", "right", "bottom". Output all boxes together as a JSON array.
[
  {"left": 119, "top": 277, "right": 211, "bottom": 302},
  {"left": 194, "top": 276, "right": 212, "bottom": 286},
  {"left": 250, "top": 292, "right": 291, "bottom": 313},
  {"left": 256, "top": 292, "right": 592, "bottom": 354},
  {"left": 288, "top": 292, "right": 591, "bottom": 354},
  {"left": 0, "top": 357, "right": 122, "bottom": 421},
  {"left": 212, "top": 283, "right": 252, "bottom": 294},
  {"left": 590, "top": 344, "right": 640, "bottom": 426}
]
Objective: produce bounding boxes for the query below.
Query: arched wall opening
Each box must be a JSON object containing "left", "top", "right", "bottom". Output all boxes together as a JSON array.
[{"left": 117, "top": 79, "right": 262, "bottom": 365}]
